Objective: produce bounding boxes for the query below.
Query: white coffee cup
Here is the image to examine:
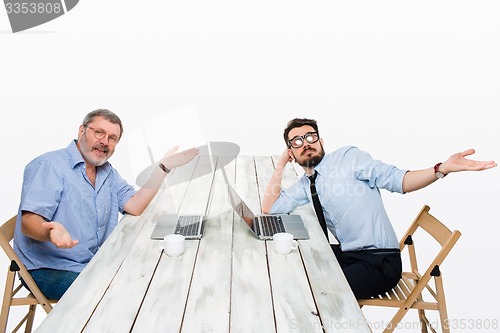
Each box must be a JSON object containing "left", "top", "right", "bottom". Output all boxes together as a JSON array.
[
  {"left": 273, "top": 232, "right": 298, "bottom": 254},
  {"left": 159, "top": 234, "right": 185, "bottom": 257}
]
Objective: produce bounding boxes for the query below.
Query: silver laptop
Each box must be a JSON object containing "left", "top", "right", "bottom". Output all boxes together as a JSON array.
[
  {"left": 227, "top": 185, "right": 309, "bottom": 240},
  {"left": 150, "top": 214, "right": 205, "bottom": 240}
]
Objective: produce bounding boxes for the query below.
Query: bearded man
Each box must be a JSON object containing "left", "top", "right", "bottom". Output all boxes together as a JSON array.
[
  {"left": 14, "top": 109, "right": 199, "bottom": 299},
  {"left": 262, "top": 117, "right": 496, "bottom": 299}
]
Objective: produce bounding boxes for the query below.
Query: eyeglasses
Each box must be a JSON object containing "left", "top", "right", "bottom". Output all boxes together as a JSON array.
[
  {"left": 85, "top": 126, "right": 119, "bottom": 145},
  {"left": 288, "top": 132, "right": 319, "bottom": 148}
]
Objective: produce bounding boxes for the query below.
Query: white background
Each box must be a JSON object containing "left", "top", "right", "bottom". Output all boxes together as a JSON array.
[{"left": 1, "top": 1, "right": 499, "bottom": 331}]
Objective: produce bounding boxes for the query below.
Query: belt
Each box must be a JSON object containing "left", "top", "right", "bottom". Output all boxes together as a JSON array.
[{"left": 357, "top": 248, "right": 400, "bottom": 255}]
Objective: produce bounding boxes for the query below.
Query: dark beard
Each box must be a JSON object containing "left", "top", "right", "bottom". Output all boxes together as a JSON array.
[
  {"left": 300, "top": 154, "right": 324, "bottom": 167},
  {"left": 296, "top": 145, "right": 325, "bottom": 167}
]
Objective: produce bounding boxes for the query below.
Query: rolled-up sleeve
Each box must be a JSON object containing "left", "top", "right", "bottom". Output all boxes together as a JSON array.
[
  {"left": 269, "top": 178, "right": 310, "bottom": 214},
  {"left": 351, "top": 149, "right": 407, "bottom": 194}
]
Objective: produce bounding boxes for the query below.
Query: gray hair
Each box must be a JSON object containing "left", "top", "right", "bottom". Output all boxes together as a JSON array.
[{"left": 82, "top": 109, "right": 123, "bottom": 138}]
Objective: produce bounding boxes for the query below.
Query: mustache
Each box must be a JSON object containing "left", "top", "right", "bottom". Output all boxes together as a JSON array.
[
  {"left": 92, "top": 143, "right": 110, "bottom": 154},
  {"left": 301, "top": 147, "right": 317, "bottom": 156}
]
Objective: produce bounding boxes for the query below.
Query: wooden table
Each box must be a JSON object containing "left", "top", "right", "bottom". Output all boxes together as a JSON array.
[{"left": 35, "top": 155, "right": 371, "bottom": 333}]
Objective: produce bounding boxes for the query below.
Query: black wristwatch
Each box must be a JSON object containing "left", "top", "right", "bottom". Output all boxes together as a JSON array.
[
  {"left": 434, "top": 163, "right": 446, "bottom": 179},
  {"left": 159, "top": 163, "right": 171, "bottom": 174}
]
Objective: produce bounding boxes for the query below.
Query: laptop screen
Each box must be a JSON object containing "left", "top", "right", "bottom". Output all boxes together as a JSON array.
[{"left": 227, "top": 185, "right": 259, "bottom": 235}]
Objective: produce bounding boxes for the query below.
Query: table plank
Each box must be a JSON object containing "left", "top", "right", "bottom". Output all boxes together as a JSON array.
[
  {"left": 82, "top": 209, "right": 163, "bottom": 332},
  {"left": 130, "top": 241, "right": 200, "bottom": 332},
  {"left": 254, "top": 156, "right": 323, "bottom": 332},
  {"left": 285, "top": 158, "right": 371, "bottom": 332},
  {"left": 267, "top": 250, "right": 323, "bottom": 332},
  {"left": 132, "top": 155, "right": 216, "bottom": 331},
  {"left": 180, "top": 157, "right": 235, "bottom": 332},
  {"left": 230, "top": 156, "right": 275, "bottom": 332},
  {"left": 253, "top": 155, "right": 276, "bottom": 198}
]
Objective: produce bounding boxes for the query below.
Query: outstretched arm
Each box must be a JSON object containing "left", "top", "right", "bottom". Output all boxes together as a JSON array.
[
  {"left": 402, "top": 149, "right": 497, "bottom": 193},
  {"left": 124, "top": 146, "right": 199, "bottom": 215},
  {"left": 262, "top": 149, "right": 293, "bottom": 214}
]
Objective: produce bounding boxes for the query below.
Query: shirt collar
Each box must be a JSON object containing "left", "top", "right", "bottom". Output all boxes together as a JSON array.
[{"left": 314, "top": 157, "right": 327, "bottom": 176}]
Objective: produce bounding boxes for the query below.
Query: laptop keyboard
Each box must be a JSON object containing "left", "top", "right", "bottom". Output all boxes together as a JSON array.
[
  {"left": 260, "top": 215, "right": 286, "bottom": 237},
  {"left": 175, "top": 215, "right": 202, "bottom": 237}
]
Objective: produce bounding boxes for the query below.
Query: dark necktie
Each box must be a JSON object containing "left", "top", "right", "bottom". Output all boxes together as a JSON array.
[{"left": 308, "top": 171, "right": 329, "bottom": 239}]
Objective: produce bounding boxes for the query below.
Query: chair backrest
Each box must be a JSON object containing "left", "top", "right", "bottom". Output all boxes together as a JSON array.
[
  {"left": 0, "top": 215, "right": 54, "bottom": 331},
  {"left": 399, "top": 205, "right": 461, "bottom": 282}
]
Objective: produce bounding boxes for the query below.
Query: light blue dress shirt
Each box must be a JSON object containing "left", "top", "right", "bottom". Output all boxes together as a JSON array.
[
  {"left": 270, "top": 146, "right": 407, "bottom": 252},
  {"left": 14, "top": 140, "right": 136, "bottom": 272}
]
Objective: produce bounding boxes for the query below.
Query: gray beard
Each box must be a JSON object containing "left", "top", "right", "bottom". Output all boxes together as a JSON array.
[{"left": 79, "top": 136, "right": 109, "bottom": 167}]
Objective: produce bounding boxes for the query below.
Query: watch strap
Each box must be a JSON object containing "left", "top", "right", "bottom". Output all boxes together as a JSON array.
[
  {"left": 434, "top": 162, "right": 446, "bottom": 178},
  {"left": 159, "top": 163, "right": 171, "bottom": 174}
]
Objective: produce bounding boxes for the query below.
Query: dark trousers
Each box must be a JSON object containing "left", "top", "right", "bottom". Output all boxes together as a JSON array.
[{"left": 331, "top": 245, "right": 402, "bottom": 300}]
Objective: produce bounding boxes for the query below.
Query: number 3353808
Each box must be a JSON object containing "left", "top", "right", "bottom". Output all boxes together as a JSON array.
[{"left": 5, "top": 2, "right": 62, "bottom": 14}]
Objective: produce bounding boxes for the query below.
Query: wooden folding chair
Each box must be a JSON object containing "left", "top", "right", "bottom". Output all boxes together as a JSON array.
[
  {"left": 0, "top": 215, "right": 56, "bottom": 333},
  {"left": 358, "top": 205, "right": 461, "bottom": 333}
]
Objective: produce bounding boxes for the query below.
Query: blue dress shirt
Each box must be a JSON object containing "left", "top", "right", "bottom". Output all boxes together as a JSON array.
[
  {"left": 270, "top": 146, "right": 407, "bottom": 251},
  {"left": 14, "top": 140, "right": 136, "bottom": 272}
]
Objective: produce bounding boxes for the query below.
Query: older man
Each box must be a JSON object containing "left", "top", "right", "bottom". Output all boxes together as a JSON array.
[{"left": 14, "top": 109, "right": 199, "bottom": 299}]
